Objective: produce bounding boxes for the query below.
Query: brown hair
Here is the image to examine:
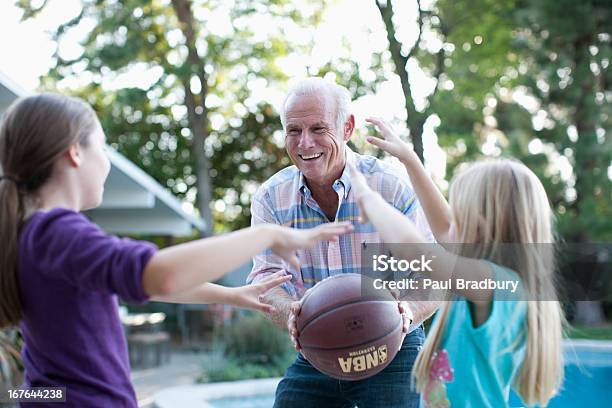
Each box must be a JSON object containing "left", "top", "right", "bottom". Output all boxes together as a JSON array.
[{"left": 0, "top": 93, "right": 97, "bottom": 328}]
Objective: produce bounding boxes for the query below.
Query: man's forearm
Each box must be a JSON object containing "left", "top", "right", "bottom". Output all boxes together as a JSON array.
[{"left": 261, "top": 286, "right": 296, "bottom": 328}]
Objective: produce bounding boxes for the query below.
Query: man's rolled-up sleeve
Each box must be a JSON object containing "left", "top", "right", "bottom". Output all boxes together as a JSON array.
[{"left": 247, "top": 189, "right": 299, "bottom": 299}]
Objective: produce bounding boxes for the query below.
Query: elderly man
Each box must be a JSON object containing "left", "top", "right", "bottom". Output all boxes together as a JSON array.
[{"left": 247, "top": 77, "right": 438, "bottom": 408}]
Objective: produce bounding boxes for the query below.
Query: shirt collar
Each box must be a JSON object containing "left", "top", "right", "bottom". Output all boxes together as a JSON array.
[{"left": 298, "top": 147, "right": 355, "bottom": 200}]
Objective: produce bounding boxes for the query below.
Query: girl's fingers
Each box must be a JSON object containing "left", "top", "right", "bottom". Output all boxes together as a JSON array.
[
  {"left": 365, "top": 116, "right": 384, "bottom": 130},
  {"left": 288, "top": 253, "right": 300, "bottom": 273},
  {"left": 366, "top": 117, "right": 393, "bottom": 138},
  {"left": 312, "top": 223, "right": 353, "bottom": 241},
  {"left": 259, "top": 303, "right": 276, "bottom": 314},
  {"left": 366, "top": 136, "right": 394, "bottom": 151},
  {"left": 258, "top": 274, "right": 292, "bottom": 292},
  {"left": 365, "top": 116, "right": 380, "bottom": 126},
  {"left": 318, "top": 225, "right": 353, "bottom": 240}
]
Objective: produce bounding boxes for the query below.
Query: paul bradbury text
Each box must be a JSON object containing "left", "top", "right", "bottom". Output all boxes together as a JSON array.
[{"left": 372, "top": 277, "right": 520, "bottom": 294}]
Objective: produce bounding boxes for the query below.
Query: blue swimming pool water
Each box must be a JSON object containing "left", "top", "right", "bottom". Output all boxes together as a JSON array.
[
  {"left": 510, "top": 348, "right": 612, "bottom": 407},
  {"left": 210, "top": 347, "right": 612, "bottom": 407},
  {"left": 211, "top": 394, "right": 274, "bottom": 408}
]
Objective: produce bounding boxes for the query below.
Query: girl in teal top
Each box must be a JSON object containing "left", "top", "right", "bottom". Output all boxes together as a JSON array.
[{"left": 346, "top": 117, "right": 564, "bottom": 407}]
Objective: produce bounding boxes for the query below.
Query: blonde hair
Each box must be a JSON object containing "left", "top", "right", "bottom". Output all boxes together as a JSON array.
[{"left": 412, "top": 159, "right": 565, "bottom": 406}]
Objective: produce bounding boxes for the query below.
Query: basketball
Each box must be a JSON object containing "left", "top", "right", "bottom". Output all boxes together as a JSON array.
[{"left": 296, "top": 273, "right": 403, "bottom": 381}]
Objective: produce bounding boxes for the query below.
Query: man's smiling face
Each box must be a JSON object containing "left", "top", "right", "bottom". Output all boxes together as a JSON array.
[{"left": 284, "top": 92, "right": 347, "bottom": 186}]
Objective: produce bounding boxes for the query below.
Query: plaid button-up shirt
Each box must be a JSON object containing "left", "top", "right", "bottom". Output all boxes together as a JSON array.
[{"left": 247, "top": 149, "right": 432, "bottom": 298}]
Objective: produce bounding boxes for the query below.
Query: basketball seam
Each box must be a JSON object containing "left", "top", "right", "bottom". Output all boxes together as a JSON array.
[
  {"left": 298, "top": 297, "right": 396, "bottom": 331},
  {"left": 300, "top": 313, "right": 402, "bottom": 351}
]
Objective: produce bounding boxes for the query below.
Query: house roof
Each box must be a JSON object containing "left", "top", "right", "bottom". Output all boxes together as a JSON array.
[{"left": 0, "top": 70, "right": 205, "bottom": 236}]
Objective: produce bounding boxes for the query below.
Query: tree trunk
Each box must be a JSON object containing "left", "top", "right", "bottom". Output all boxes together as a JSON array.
[
  {"left": 374, "top": 0, "right": 447, "bottom": 163},
  {"left": 171, "top": 0, "right": 213, "bottom": 236}
]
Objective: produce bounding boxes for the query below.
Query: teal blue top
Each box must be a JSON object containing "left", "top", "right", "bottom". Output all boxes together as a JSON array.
[{"left": 426, "top": 262, "right": 528, "bottom": 408}]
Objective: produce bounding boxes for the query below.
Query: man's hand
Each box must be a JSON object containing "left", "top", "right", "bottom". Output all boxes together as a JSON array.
[
  {"left": 389, "top": 288, "right": 413, "bottom": 350},
  {"left": 287, "top": 301, "right": 302, "bottom": 351},
  {"left": 287, "top": 287, "right": 412, "bottom": 352}
]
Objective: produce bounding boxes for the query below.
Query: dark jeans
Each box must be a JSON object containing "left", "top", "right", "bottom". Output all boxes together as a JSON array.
[{"left": 274, "top": 326, "right": 425, "bottom": 408}]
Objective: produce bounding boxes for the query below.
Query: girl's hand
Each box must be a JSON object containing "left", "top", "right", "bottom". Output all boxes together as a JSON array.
[
  {"left": 271, "top": 222, "right": 354, "bottom": 272},
  {"left": 231, "top": 272, "right": 292, "bottom": 313},
  {"left": 365, "top": 117, "right": 417, "bottom": 163}
]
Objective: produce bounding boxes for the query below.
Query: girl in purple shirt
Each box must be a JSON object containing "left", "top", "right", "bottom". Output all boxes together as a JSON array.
[{"left": 0, "top": 93, "right": 351, "bottom": 407}]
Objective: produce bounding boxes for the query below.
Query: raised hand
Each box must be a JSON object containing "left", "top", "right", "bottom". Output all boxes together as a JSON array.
[
  {"left": 232, "top": 272, "right": 293, "bottom": 313},
  {"left": 365, "top": 117, "right": 416, "bottom": 163},
  {"left": 271, "top": 222, "right": 354, "bottom": 272}
]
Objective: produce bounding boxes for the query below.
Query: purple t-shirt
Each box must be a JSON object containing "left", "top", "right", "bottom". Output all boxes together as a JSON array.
[{"left": 17, "top": 208, "right": 157, "bottom": 407}]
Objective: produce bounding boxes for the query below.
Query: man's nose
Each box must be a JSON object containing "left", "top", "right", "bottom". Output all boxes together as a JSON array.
[{"left": 297, "top": 131, "right": 316, "bottom": 149}]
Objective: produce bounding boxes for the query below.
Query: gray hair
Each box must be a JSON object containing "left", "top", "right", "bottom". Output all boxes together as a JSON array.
[{"left": 280, "top": 77, "right": 352, "bottom": 131}]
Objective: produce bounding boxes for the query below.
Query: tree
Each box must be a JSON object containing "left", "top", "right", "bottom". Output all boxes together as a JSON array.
[
  {"left": 16, "top": 0, "right": 325, "bottom": 233},
  {"left": 372, "top": 0, "right": 610, "bottom": 323},
  {"left": 507, "top": 0, "right": 611, "bottom": 323},
  {"left": 435, "top": 0, "right": 611, "bottom": 323},
  {"left": 373, "top": 0, "right": 447, "bottom": 162}
]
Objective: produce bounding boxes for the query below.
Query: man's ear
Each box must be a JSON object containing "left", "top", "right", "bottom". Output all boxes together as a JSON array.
[
  {"left": 66, "top": 144, "right": 82, "bottom": 167},
  {"left": 343, "top": 114, "right": 355, "bottom": 141}
]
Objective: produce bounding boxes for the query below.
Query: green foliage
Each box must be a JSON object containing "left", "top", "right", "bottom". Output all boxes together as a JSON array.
[
  {"left": 216, "top": 313, "right": 292, "bottom": 364},
  {"left": 567, "top": 325, "right": 612, "bottom": 341},
  {"left": 198, "top": 350, "right": 293, "bottom": 383},
  {"left": 0, "top": 329, "right": 23, "bottom": 390},
  {"left": 17, "top": 0, "right": 327, "bottom": 232},
  {"left": 198, "top": 313, "right": 294, "bottom": 382},
  {"left": 507, "top": 0, "right": 611, "bottom": 241}
]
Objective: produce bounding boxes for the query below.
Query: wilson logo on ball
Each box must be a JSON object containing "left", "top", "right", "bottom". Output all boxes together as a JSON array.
[{"left": 338, "top": 344, "right": 388, "bottom": 373}]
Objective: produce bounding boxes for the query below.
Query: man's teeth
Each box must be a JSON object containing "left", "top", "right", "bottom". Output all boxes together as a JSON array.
[{"left": 301, "top": 153, "right": 323, "bottom": 160}]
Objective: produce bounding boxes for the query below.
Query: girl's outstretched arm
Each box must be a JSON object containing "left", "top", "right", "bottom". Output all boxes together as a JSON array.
[
  {"left": 142, "top": 222, "right": 353, "bottom": 298},
  {"left": 348, "top": 161, "right": 493, "bottom": 305},
  {"left": 151, "top": 272, "right": 292, "bottom": 313},
  {"left": 365, "top": 117, "right": 452, "bottom": 243}
]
